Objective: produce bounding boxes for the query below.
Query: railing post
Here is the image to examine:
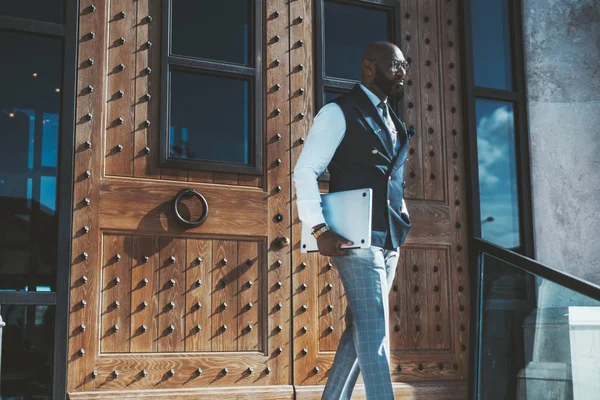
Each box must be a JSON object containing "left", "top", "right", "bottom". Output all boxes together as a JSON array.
[{"left": 0, "top": 307, "right": 5, "bottom": 395}]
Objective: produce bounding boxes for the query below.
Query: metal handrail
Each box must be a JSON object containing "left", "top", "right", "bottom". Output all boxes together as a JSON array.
[
  {"left": 474, "top": 237, "right": 600, "bottom": 302},
  {"left": 0, "top": 312, "right": 5, "bottom": 395}
]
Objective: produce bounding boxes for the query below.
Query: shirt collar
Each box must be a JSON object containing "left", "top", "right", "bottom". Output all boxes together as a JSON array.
[{"left": 359, "top": 83, "right": 387, "bottom": 108}]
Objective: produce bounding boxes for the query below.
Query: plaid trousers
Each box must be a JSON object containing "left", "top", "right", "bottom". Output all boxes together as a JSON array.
[{"left": 321, "top": 246, "right": 399, "bottom": 400}]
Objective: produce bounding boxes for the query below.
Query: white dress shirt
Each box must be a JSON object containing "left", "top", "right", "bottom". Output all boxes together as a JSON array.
[{"left": 293, "top": 84, "right": 407, "bottom": 229}]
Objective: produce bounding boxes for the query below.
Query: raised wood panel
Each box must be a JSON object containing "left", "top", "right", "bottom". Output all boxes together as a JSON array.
[
  {"left": 391, "top": 248, "right": 410, "bottom": 350},
  {"left": 100, "top": 234, "right": 131, "bottom": 353},
  {"left": 426, "top": 249, "right": 451, "bottom": 350},
  {"left": 185, "top": 239, "right": 212, "bottom": 351},
  {"left": 130, "top": 236, "right": 160, "bottom": 352},
  {"left": 157, "top": 238, "right": 186, "bottom": 352},
  {"left": 290, "top": 0, "right": 321, "bottom": 385},
  {"left": 211, "top": 240, "right": 238, "bottom": 351},
  {"left": 399, "top": 0, "right": 424, "bottom": 200},
  {"left": 98, "top": 179, "right": 267, "bottom": 237},
  {"left": 237, "top": 241, "right": 261, "bottom": 351},
  {"left": 69, "top": 0, "right": 107, "bottom": 391},
  {"left": 265, "top": 0, "right": 293, "bottom": 386},
  {"left": 104, "top": 0, "right": 136, "bottom": 177},
  {"left": 440, "top": 0, "right": 471, "bottom": 379},
  {"left": 405, "top": 248, "right": 429, "bottom": 349},
  {"left": 418, "top": 0, "right": 445, "bottom": 202},
  {"left": 92, "top": 353, "right": 276, "bottom": 390},
  {"left": 133, "top": 0, "right": 160, "bottom": 179},
  {"left": 399, "top": 201, "right": 451, "bottom": 245},
  {"left": 318, "top": 258, "right": 344, "bottom": 351}
]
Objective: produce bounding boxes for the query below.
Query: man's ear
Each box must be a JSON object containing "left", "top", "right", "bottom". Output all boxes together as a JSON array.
[{"left": 362, "top": 59, "right": 374, "bottom": 77}]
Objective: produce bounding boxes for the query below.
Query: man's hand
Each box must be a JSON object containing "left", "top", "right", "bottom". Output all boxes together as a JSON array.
[
  {"left": 401, "top": 198, "right": 409, "bottom": 217},
  {"left": 317, "top": 230, "right": 354, "bottom": 257}
]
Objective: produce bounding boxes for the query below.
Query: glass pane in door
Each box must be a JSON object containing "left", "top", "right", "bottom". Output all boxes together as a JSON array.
[
  {"left": 0, "top": 32, "right": 62, "bottom": 292},
  {"left": 0, "top": 305, "right": 55, "bottom": 399}
]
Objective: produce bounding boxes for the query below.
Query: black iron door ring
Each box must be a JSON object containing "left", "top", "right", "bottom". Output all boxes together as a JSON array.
[{"left": 172, "top": 188, "right": 209, "bottom": 228}]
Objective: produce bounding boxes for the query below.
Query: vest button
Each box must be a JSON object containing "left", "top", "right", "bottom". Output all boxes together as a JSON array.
[
  {"left": 387, "top": 199, "right": 391, "bottom": 205},
  {"left": 402, "top": 180, "right": 407, "bottom": 188},
  {"left": 388, "top": 176, "right": 392, "bottom": 181},
  {"left": 372, "top": 149, "right": 378, "bottom": 154}
]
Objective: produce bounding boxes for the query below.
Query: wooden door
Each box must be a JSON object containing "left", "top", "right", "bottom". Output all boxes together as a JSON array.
[
  {"left": 67, "top": 0, "right": 293, "bottom": 399},
  {"left": 291, "top": 0, "right": 471, "bottom": 398}
]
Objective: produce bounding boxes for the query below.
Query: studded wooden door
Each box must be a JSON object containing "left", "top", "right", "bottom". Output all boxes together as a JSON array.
[
  {"left": 291, "top": 0, "right": 471, "bottom": 398},
  {"left": 67, "top": 0, "right": 293, "bottom": 399}
]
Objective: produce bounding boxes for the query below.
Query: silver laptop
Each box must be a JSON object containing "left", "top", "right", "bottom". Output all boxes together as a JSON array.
[{"left": 301, "top": 188, "right": 372, "bottom": 253}]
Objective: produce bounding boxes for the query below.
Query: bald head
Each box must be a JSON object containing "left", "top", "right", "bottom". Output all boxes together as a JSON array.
[{"left": 361, "top": 41, "right": 400, "bottom": 63}]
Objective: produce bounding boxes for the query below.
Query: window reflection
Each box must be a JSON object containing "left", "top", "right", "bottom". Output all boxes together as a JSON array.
[
  {"left": 0, "top": 1, "right": 64, "bottom": 24},
  {"left": 471, "top": 0, "right": 513, "bottom": 90},
  {"left": 324, "top": 89, "right": 345, "bottom": 104},
  {"left": 324, "top": 0, "right": 392, "bottom": 81},
  {"left": 169, "top": 71, "right": 250, "bottom": 164},
  {"left": 476, "top": 99, "right": 520, "bottom": 249},
  {"left": 478, "top": 254, "right": 600, "bottom": 399},
  {"left": 0, "top": 31, "right": 61, "bottom": 291},
  {"left": 171, "top": 0, "right": 251, "bottom": 65},
  {"left": 0, "top": 305, "right": 54, "bottom": 399}
]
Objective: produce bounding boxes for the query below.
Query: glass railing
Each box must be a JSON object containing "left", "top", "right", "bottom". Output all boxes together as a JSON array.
[{"left": 473, "top": 238, "right": 600, "bottom": 400}]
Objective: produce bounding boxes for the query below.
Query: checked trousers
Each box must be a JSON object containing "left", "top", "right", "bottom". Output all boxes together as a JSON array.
[{"left": 321, "top": 246, "right": 400, "bottom": 400}]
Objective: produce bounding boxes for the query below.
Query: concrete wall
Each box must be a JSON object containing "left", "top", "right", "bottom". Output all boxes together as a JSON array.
[{"left": 523, "top": 0, "right": 600, "bottom": 286}]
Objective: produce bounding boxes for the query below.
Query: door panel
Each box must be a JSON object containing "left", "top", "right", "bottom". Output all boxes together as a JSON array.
[
  {"left": 291, "top": 0, "right": 471, "bottom": 396},
  {"left": 68, "top": 0, "right": 292, "bottom": 397}
]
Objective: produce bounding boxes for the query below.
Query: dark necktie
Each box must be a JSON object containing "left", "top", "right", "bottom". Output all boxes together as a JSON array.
[{"left": 378, "top": 101, "right": 397, "bottom": 149}]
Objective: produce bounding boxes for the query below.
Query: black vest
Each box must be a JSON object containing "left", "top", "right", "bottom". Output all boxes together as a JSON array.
[{"left": 328, "top": 84, "right": 415, "bottom": 249}]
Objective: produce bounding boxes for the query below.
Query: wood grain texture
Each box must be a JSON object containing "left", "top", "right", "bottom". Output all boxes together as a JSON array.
[
  {"left": 69, "top": 0, "right": 107, "bottom": 391},
  {"left": 426, "top": 249, "right": 450, "bottom": 349},
  {"left": 390, "top": 248, "right": 409, "bottom": 350},
  {"left": 213, "top": 173, "right": 239, "bottom": 186},
  {"left": 289, "top": 0, "right": 320, "bottom": 385},
  {"left": 105, "top": 0, "right": 136, "bottom": 176},
  {"left": 418, "top": 0, "right": 445, "bottom": 202},
  {"left": 187, "top": 170, "right": 214, "bottom": 184},
  {"left": 69, "top": 385, "right": 294, "bottom": 399},
  {"left": 265, "top": 0, "right": 292, "bottom": 386},
  {"left": 133, "top": 0, "right": 160, "bottom": 179},
  {"left": 237, "top": 241, "right": 260, "bottom": 351},
  {"left": 440, "top": 0, "right": 471, "bottom": 379},
  {"left": 184, "top": 239, "right": 212, "bottom": 351},
  {"left": 157, "top": 238, "right": 185, "bottom": 352},
  {"left": 98, "top": 179, "right": 267, "bottom": 236},
  {"left": 100, "top": 235, "right": 131, "bottom": 353},
  {"left": 238, "top": 174, "right": 262, "bottom": 188},
  {"left": 318, "top": 259, "right": 343, "bottom": 352},
  {"left": 93, "top": 353, "right": 272, "bottom": 389},
  {"left": 405, "top": 249, "right": 428, "bottom": 349},
  {"left": 295, "top": 381, "right": 467, "bottom": 399},
  {"left": 399, "top": 0, "right": 424, "bottom": 200},
  {"left": 211, "top": 240, "right": 238, "bottom": 351},
  {"left": 131, "top": 236, "right": 160, "bottom": 352}
]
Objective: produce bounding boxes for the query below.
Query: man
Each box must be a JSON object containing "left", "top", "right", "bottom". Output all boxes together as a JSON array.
[{"left": 293, "top": 41, "right": 414, "bottom": 399}]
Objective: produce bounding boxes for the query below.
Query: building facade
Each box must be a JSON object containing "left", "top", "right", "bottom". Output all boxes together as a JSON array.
[{"left": 1, "top": 0, "right": 597, "bottom": 399}]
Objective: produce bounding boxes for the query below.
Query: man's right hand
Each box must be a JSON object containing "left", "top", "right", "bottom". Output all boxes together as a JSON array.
[{"left": 317, "top": 230, "right": 354, "bottom": 257}]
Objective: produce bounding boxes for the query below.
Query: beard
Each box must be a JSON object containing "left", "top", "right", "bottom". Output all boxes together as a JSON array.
[{"left": 374, "top": 66, "right": 405, "bottom": 100}]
